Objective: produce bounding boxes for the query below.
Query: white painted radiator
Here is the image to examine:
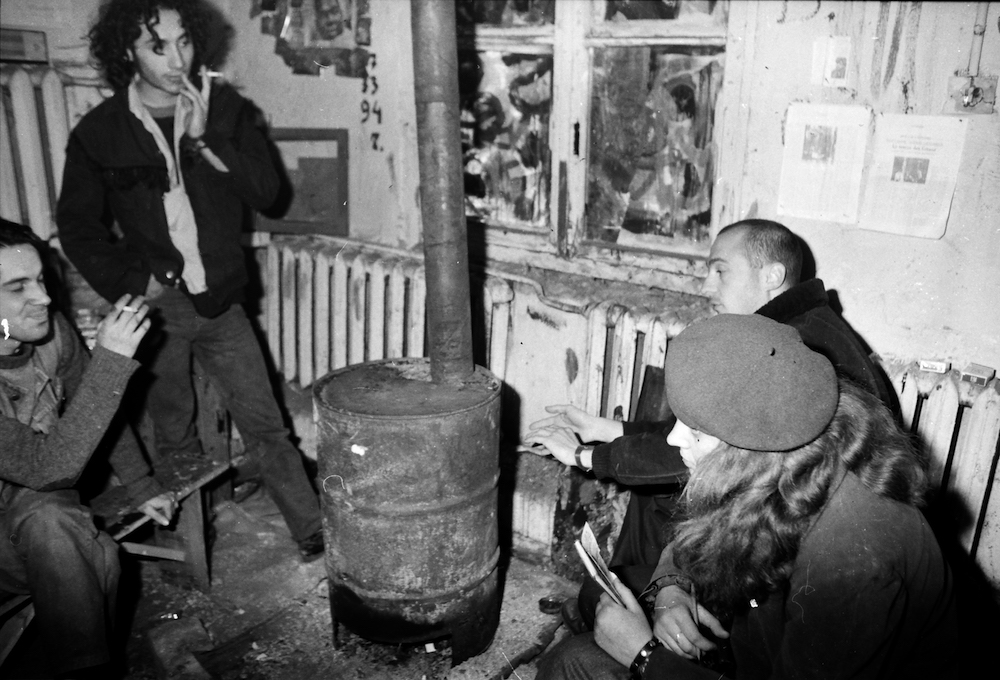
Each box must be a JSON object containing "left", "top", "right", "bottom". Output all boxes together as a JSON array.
[
  {"left": 261, "top": 237, "right": 1000, "bottom": 596},
  {"left": 0, "top": 64, "right": 107, "bottom": 236},
  {"left": 263, "top": 235, "right": 427, "bottom": 387},
  {"left": 886, "top": 362, "right": 1000, "bottom": 593},
  {"left": 11, "top": 62, "right": 993, "bottom": 594}
]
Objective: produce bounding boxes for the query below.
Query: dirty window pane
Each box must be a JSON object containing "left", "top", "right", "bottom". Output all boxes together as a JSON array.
[
  {"left": 586, "top": 47, "right": 723, "bottom": 249},
  {"left": 456, "top": 0, "right": 555, "bottom": 28},
  {"left": 459, "top": 51, "right": 551, "bottom": 227},
  {"left": 602, "top": 0, "right": 721, "bottom": 23}
]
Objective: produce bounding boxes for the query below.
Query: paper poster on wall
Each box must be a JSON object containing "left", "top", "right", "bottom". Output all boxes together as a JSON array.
[
  {"left": 811, "top": 36, "right": 851, "bottom": 88},
  {"left": 777, "top": 104, "right": 870, "bottom": 223},
  {"left": 858, "top": 115, "right": 967, "bottom": 239}
]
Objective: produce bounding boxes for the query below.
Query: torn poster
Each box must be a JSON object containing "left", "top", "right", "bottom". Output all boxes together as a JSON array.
[
  {"left": 811, "top": 36, "right": 851, "bottom": 88},
  {"left": 777, "top": 104, "right": 870, "bottom": 223},
  {"left": 859, "top": 114, "right": 968, "bottom": 239}
]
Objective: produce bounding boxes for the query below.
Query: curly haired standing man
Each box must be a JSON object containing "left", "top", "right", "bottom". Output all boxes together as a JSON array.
[{"left": 57, "top": 0, "right": 324, "bottom": 561}]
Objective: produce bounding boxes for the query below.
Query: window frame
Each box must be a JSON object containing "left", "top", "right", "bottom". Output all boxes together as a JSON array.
[{"left": 463, "top": 1, "right": 731, "bottom": 292}]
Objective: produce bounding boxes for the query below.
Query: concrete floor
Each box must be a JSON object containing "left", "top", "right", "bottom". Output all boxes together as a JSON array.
[{"left": 3, "top": 483, "right": 575, "bottom": 679}]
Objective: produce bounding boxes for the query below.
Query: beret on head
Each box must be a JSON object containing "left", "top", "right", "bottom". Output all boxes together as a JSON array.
[{"left": 665, "top": 314, "right": 839, "bottom": 451}]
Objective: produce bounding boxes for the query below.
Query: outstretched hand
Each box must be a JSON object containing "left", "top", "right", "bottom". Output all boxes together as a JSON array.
[
  {"left": 652, "top": 584, "right": 728, "bottom": 659},
  {"left": 527, "top": 404, "right": 624, "bottom": 444},
  {"left": 95, "top": 295, "right": 151, "bottom": 358},
  {"left": 522, "top": 424, "right": 580, "bottom": 467}
]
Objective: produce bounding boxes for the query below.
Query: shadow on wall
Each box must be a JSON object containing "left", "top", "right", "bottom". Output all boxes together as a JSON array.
[{"left": 924, "top": 496, "right": 1000, "bottom": 677}]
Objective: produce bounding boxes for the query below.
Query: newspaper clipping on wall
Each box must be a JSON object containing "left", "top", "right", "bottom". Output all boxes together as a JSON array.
[
  {"left": 859, "top": 114, "right": 968, "bottom": 239},
  {"left": 777, "top": 104, "right": 870, "bottom": 224}
]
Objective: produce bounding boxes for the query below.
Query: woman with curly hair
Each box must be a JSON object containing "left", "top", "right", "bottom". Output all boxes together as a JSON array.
[{"left": 536, "top": 314, "right": 957, "bottom": 679}]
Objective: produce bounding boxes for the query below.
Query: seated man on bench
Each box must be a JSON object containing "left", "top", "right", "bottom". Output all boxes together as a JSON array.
[{"left": 0, "top": 219, "right": 174, "bottom": 678}]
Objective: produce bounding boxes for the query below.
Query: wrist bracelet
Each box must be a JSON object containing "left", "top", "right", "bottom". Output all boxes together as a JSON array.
[
  {"left": 574, "top": 445, "right": 591, "bottom": 471},
  {"left": 643, "top": 573, "right": 694, "bottom": 609},
  {"left": 629, "top": 637, "right": 661, "bottom": 679}
]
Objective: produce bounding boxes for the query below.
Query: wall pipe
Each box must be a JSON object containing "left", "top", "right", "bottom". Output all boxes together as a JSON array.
[
  {"left": 410, "top": 0, "right": 475, "bottom": 384},
  {"left": 967, "top": 2, "right": 990, "bottom": 76}
]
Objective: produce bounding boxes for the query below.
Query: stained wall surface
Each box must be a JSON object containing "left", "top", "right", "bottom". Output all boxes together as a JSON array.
[
  {"left": 222, "top": 0, "right": 1000, "bottom": 371},
  {"left": 717, "top": 0, "right": 1000, "bottom": 373},
  {"left": 3, "top": 0, "right": 998, "bottom": 371}
]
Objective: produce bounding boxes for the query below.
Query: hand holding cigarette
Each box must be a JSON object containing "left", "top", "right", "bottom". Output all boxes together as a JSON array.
[{"left": 95, "top": 294, "right": 152, "bottom": 358}]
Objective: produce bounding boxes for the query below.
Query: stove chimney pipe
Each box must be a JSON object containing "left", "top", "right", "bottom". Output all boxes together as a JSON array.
[{"left": 411, "top": 0, "right": 475, "bottom": 384}]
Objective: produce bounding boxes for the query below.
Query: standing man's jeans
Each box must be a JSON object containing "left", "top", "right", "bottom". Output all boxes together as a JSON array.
[
  {"left": 0, "top": 488, "right": 119, "bottom": 675},
  {"left": 144, "top": 288, "right": 321, "bottom": 543}
]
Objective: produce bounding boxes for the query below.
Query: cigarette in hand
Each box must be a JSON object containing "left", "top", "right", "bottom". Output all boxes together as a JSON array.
[
  {"left": 205, "top": 70, "right": 225, "bottom": 79},
  {"left": 122, "top": 305, "right": 139, "bottom": 313}
]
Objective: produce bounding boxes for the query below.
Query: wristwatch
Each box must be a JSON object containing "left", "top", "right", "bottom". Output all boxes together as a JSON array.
[{"left": 630, "top": 637, "right": 662, "bottom": 679}]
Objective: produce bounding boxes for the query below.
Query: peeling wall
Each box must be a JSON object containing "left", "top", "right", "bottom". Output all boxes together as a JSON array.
[
  {"left": 4, "top": 0, "right": 998, "bottom": 370},
  {"left": 216, "top": 0, "right": 422, "bottom": 249},
  {"left": 0, "top": 0, "right": 95, "bottom": 64},
  {"left": 719, "top": 1, "right": 1000, "bottom": 371},
  {"left": 222, "top": 0, "right": 997, "bottom": 371}
]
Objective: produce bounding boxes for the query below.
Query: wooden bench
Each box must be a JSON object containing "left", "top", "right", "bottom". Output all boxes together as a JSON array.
[
  {"left": 0, "top": 457, "right": 231, "bottom": 670},
  {"left": 90, "top": 456, "right": 233, "bottom": 590}
]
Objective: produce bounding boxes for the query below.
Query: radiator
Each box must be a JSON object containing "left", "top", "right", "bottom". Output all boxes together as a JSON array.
[
  {"left": 886, "top": 362, "right": 1000, "bottom": 593},
  {"left": 262, "top": 235, "right": 687, "bottom": 408},
  {"left": 263, "top": 234, "right": 691, "bottom": 558},
  {"left": 263, "top": 235, "right": 427, "bottom": 387},
  {"left": 263, "top": 237, "right": 1000, "bottom": 593},
  {"left": 0, "top": 64, "right": 107, "bottom": 236},
  {"left": 11, "top": 61, "right": 994, "bottom": 595}
]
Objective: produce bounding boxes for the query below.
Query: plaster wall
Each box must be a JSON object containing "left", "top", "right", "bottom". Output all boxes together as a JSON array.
[
  {"left": 4, "top": 0, "right": 998, "bottom": 371},
  {"left": 720, "top": 1, "right": 1000, "bottom": 371},
  {"left": 220, "top": 0, "right": 1000, "bottom": 371},
  {"left": 1, "top": 0, "right": 424, "bottom": 250},
  {"left": 216, "top": 0, "right": 422, "bottom": 250},
  {"left": 0, "top": 0, "right": 95, "bottom": 65}
]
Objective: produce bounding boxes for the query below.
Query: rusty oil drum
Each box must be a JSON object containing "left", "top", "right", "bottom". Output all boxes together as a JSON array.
[{"left": 313, "top": 358, "right": 501, "bottom": 663}]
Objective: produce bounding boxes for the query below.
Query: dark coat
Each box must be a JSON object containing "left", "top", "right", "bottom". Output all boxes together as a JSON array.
[
  {"left": 57, "top": 85, "right": 278, "bottom": 313},
  {"left": 590, "top": 279, "right": 897, "bottom": 485},
  {"left": 643, "top": 472, "right": 958, "bottom": 679}
]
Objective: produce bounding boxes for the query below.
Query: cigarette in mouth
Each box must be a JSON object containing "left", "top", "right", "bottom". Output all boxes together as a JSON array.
[{"left": 122, "top": 305, "right": 139, "bottom": 313}]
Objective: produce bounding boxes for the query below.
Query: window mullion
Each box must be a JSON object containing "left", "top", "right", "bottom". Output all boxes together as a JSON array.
[{"left": 551, "top": 0, "right": 592, "bottom": 256}]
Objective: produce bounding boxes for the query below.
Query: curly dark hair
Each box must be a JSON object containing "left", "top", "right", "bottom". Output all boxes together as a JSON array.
[
  {"left": 88, "top": 0, "right": 213, "bottom": 90},
  {"left": 0, "top": 218, "right": 44, "bottom": 252},
  {"left": 670, "top": 380, "right": 927, "bottom": 617}
]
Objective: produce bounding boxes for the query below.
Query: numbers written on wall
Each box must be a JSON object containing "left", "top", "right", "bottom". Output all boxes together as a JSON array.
[{"left": 361, "top": 53, "right": 383, "bottom": 152}]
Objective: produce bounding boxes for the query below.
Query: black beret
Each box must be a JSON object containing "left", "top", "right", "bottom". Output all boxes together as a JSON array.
[{"left": 665, "top": 314, "right": 839, "bottom": 451}]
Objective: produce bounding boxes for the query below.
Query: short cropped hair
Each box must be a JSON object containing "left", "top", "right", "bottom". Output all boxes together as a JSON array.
[
  {"left": 719, "top": 219, "right": 803, "bottom": 285},
  {"left": 89, "top": 0, "right": 212, "bottom": 90}
]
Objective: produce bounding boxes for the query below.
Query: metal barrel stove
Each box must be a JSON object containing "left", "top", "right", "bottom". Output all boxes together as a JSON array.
[{"left": 314, "top": 358, "right": 502, "bottom": 664}]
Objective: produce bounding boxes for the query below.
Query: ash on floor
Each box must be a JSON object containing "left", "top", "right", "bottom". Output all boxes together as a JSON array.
[{"left": 4, "top": 484, "right": 575, "bottom": 679}]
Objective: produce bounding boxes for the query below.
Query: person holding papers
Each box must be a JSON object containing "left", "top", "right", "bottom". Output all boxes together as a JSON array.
[{"left": 532, "top": 314, "right": 957, "bottom": 680}]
